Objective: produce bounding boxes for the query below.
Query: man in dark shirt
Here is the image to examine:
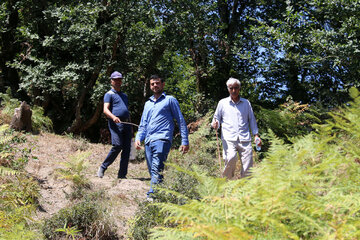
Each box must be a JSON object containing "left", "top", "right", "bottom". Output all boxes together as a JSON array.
[{"left": 97, "top": 71, "right": 132, "bottom": 179}]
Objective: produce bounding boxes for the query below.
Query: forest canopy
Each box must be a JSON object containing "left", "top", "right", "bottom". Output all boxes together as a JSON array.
[{"left": 0, "top": 0, "right": 359, "bottom": 140}]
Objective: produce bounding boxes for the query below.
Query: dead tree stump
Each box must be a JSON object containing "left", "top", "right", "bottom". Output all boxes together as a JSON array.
[{"left": 10, "top": 101, "right": 32, "bottom": 132}]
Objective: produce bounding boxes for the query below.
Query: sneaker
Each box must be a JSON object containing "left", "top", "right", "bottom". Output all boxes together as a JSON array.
[
  {"left": 97, "top": 167, "right": 105, "bottom": 178},
  {"left": 146, "top": 196, "right": 154, "bottom": 202}
]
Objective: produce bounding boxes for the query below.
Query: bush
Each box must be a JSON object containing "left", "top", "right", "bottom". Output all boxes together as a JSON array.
[
  {"left": 128, "top": 203, "right": 167, "bottom": 240},
  {"left": 148, "top": 88, "right": 360, "bottom": 240},
  {"left": 0, "top": 89, "right": 21, "bottom": 124},
  {"left": 55, "top": 151, "right": 91, "bottom": 200},
  {"left": 42, "top": 196, "right": 118, "bottom": 239},
  {"left": 255, "top": 96, "right": 327, "bottom": 154},
  {"left": 0, "top": 88, "right": 53, "bottom": 132},
  {"left": 0, "top": 125, "right": 42, "bottom": 239}
]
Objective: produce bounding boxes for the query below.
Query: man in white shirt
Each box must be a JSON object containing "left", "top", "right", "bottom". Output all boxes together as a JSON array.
[{"left": 211, "top": 77, "right": 261, "bottom": 179}]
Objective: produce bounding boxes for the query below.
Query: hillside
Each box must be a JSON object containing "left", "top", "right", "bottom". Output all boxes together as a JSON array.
[{"left": 21, "top": 132, "right": 150, "bottom": 238}]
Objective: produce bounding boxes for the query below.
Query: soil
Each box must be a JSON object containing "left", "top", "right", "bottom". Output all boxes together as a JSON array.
[{"left": 21, "top": 132, "right": 150, "bottom": 239}]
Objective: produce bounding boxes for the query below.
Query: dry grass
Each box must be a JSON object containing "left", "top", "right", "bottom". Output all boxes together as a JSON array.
[{"left": 19, "top": 132, "right": 150, "bottom": 238}]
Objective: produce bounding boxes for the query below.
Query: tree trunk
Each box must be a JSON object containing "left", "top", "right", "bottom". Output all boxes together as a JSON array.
[{"left": 0, "top": 0, "right": 20, "bottom": 97}]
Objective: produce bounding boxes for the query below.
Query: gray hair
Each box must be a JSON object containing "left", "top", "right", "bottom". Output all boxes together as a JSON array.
[{"left": 226, "top": 77, "right": 241, "bottom": 88}]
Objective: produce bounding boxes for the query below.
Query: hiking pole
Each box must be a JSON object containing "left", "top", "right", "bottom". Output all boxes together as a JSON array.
[{"left": 215, "top": 128, "right": 222, "bottom": 172}]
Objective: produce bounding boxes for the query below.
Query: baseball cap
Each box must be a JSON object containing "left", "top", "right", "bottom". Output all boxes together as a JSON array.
[{"left": 110, "top": 71, "right": 123, "bottom": 79}]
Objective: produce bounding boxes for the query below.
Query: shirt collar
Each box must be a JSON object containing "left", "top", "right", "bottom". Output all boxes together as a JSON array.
[
  {"left": 228, "top": 96, "right": 242, "bottom": 104},
  {"left": 111, "top": 88, "right": 121, "bottom": 94},
  {"left": 150, "top": 92, "right": 166, "bottom": 101}
]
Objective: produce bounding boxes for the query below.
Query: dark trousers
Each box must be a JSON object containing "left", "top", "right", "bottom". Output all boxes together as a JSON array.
[{"left": 101, "top": 120, "right": 131, "bottom": 178}]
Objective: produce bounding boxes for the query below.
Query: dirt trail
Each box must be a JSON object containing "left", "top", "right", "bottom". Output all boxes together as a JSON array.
[{"left": 23, "top": 132, "right": 150, "bottom": 238}]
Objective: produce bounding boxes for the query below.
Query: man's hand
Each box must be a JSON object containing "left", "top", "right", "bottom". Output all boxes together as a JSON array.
[
  {"left": 211, "top": 120, "right": 219, "bottom": 129},
  {"left": 179, "top": 145, "right": 189, "bottom": 154},
  {"left": 112, "top": 116, "right": 121, "bottom": 123},
  {"left": 254, "top": 135, "right": 262, "bottom": 146},
  {"left": 135, "top": 140, "right": 143, "bottom": 150}
]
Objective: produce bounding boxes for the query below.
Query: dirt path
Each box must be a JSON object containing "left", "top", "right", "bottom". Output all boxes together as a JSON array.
[{"left": 23, "top": 132, "right": 150, "bottom": 238}]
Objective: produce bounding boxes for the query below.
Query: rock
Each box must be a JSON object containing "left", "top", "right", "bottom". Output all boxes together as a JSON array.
[{"left": 10, "top": 101, "right": 32, "bottom": 132}]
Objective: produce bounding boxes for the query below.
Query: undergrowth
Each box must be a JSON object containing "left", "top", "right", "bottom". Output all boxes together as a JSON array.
[
  {"left": 0, "top": 88, "right": 53, "bottom": 132},
  {"left": 55, "top": 151, "right": 91, "bottom": 200},
  {"left": 0, "top": 125, "right": 42, "bottom": 239},
  {"left": 42, "top": 192, "right": 118, "bottom": 240},
  {"left": 147, "top": 87, "right": 360, "bottom": 239}
]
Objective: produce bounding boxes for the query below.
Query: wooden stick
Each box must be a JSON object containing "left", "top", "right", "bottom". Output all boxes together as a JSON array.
[
  {"left": 215, "top": 129, "right": 222, "bottom": 172},
  {"left": 120, "top": 121, "right": 139, "bottom": 127}
]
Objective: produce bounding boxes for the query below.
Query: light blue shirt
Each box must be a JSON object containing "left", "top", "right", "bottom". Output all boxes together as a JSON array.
[
  {"left": 212, "top": 96, "right": 258, "bottom": 142},
  {"left": 136, "top": 93, "right": 189, "bottom": 145}
]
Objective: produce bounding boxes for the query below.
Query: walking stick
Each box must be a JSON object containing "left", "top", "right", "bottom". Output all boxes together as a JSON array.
[
  {"left": 120, "top": 121, "right": 139, "bottom": 128},
  {"left": 215, "top": 129, "right": 222, "bottom": 172}
]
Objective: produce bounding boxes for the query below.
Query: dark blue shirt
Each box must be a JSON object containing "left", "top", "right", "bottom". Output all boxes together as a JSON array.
[{"left": 103, "top": 89, "right": 129, "bottom": 119}]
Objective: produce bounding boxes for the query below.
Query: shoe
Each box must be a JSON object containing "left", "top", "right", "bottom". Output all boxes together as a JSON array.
[
  {"left": 97, "top": 167, "right": 105, "bottom": 178},
  {"left": 117, "top": 176, "right": 127, "bottom": 179},
  {"left": 146, "top": 196, "right": 154, "bottom": 202}
]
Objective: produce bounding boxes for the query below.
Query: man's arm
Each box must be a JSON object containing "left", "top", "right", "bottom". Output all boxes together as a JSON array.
[
  {"left": 135, "top": 104, "right": 148, "bottom": 149},
  {"left": 211, "top": 101, "right": 222, "bottom": 129},
  {"left": 247, "top": 100, "right": 261, "bottom": 145},
  {"left": 170, "top": 98, "right": 189, "bottom": 153},
  {"left": 104, "top": 102, "right": 121, "bottom": 123}
]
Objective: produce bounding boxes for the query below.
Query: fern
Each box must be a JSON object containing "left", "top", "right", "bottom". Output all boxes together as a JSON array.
[
  {"left": 149, "top": 88, "right": 360, "bottom": 240},
  {"left": 0, "top": 89, "right": 53, "bottom": 132},
  {"left": 31, "top": 105, "right": 53, "bottom": 132},
  {"left": 0, "top": 88, "right": 21, "bottom": 124},
  {"left": 0, "top": 166, "right": 18, "bottom": 177},
  {"left": 55, "top": 151, "right": 91, "bottom": 189}
]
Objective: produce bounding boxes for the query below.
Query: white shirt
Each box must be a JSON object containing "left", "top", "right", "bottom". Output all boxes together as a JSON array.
[{"left": 212, "top": 96, "right": 259, "bottom": 142}]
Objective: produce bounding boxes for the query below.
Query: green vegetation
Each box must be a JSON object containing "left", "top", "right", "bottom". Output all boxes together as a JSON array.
[
  {"left": 1, "top": 1, "right": 359, "bottom": 137},
  {"left": 0, "top": 89, "right": 53, "bottom": 132},
  {"left": 0, "top": 125, "right": 42, "bottom": 239},
  {"left": 0, "top": 108, "right": 118, "bottom": 239},
  {"left": 1, "top": 1, "right": 360, "bottom": 237},
  {"left": 42, "top": 194, "right": 117, "bottom": 240},
  {"left": 55, "top": 151, "right": 91, "bottom": 200},
  {"left": 130, "top": 88, "right": 359, "bottom": 240}
]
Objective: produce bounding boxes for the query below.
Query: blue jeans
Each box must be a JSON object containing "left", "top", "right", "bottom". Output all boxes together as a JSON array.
[
  {"left": 101, "top": 121, "right": 131, "bottom": 178},
  {"left": 144, "top": 139, "right": 171, "bottom": 196}
]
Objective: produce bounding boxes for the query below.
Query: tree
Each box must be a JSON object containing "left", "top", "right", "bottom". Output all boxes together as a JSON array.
[
  {"left": 12, "top": 1, "right": 167, "bottom": 137},
  {"left": 255, "top": 0, "right": 360, "bottom": 106}
]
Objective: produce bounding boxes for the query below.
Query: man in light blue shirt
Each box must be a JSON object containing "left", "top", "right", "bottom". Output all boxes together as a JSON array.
[
  {"left": 212, "top": 77, "right": 261, "bottom": 179},
  {"left": 135, "top": 75, "right": 189, "bottom": 199}
]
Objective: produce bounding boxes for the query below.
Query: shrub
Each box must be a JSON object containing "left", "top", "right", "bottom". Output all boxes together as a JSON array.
[
  {"left": 0, "top": 89, "right": 21, "bottom": 124},
  {"left": 127, "top": 203, "right": 167, "bottom": 240},
  {"left": 0, "top": 125, "right": 42, "bottom": 239},
  {"left": 256, "top": 96, "right": 326, "bottom": 154},
  {"left": 31, "top": 105, "right": 53, "bottom": 133},
  {"left": 0, "top": 211, "right": 43, "bottom": 240},
  {"left": 55, "top": 151, "right": 91, "bottom": 200},
  {"left": 42, "top": 196, "right": 118, "bottom": 239},
  {"left": 148, "top": 88, "right": 360, "bottom": 240},
  {"left": 0, "top": 88, "right": 53, "bottom": 132}
]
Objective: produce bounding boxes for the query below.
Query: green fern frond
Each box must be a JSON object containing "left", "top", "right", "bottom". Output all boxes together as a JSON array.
[
  {"left": 0, "top": 166, "right": 18, "bottom": 176},
  {"left": 55, "top": 151, "right": 91, "bottom": 188},
  {"left": 150, "top": 88, "right": 360, "bottom": 240}
]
